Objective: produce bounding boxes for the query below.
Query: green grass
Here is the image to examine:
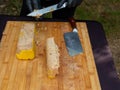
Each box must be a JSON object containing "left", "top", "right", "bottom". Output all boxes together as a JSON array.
[
  {"left": 75, "top": 0, "right": 120, "bottom": 36},
  {"left": 0, "top": 0, "right": 22, "bottom": 15}
]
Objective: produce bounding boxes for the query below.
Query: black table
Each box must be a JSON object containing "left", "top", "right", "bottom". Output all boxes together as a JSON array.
[{"left": 0, "top": 15, "right": 120, "bottom": 90}]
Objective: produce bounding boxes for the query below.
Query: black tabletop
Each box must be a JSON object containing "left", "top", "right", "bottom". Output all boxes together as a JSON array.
[{"left": 0, "top": 15, "right": 120, "bottom": 90}]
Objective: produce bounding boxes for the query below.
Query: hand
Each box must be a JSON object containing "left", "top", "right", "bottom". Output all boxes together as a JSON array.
[
  {"left": 57, "top": 0, "right": 83, "bottom": 8},
  {"left": 26, "top": 0, "right": 42, "bottom": 12}
]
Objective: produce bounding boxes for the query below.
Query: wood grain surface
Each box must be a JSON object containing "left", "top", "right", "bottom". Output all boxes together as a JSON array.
[{"left": 0, "top": 21, "right": 101, "bottom": 90}]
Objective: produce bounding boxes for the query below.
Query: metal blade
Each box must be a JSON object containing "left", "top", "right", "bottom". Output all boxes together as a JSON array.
[
  {"left": 64, "top": 32, "right": 83, "bottom": 56},
  {"left": 27, "top": 2, "right": 67, "bottom": 17}
]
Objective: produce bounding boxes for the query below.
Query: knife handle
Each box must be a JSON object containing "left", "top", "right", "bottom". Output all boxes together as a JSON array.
[{"left": 69, "top": 17, "right": 77, "bottom": 29}]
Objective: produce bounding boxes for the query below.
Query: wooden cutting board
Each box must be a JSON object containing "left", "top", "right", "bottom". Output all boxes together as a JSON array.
[{"left": 0, "top": 21, "right": 101, "bottom": 90}]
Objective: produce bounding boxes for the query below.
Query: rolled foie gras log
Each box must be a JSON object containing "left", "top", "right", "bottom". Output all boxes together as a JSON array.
[{"left": 46, "top": 37, "right": 60, "bottom": 78}]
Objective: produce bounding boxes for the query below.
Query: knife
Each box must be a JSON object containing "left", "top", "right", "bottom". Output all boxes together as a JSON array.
[
  {"left": 27, "top": 2, "right": 67, "bottom": 17},
  {"left": 64, "top": 17, "right": 83, "bottom": 56}
]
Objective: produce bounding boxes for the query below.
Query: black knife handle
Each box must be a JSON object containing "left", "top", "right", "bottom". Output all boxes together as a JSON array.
[{"left": 68, "top": 17, "right": 77, "bottom": 29}]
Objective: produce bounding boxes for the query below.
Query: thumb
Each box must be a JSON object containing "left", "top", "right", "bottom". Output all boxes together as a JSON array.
[{"left": 57, "top": 0, "right": 66, "bottom": 8}]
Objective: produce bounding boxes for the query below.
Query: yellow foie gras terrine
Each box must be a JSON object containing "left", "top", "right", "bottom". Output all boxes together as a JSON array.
[{"left": 16, "top": 23, "right": 35, "bottom": 60}]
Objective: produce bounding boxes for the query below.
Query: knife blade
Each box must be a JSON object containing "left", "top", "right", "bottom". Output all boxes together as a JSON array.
[
  {"left": 27, "top": 2, "right": 67, "bottom": 17},
  {"left": 64, "top": 17, "right": 83, "bottom": 56}
]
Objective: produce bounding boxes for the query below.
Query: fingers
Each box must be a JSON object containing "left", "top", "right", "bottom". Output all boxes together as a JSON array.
[
  {"left": 57, "top": 0, "right": 66, "bottom": 8},
  {"left": 26, "top": 0, "right": 42, "bottom": 12},
  {"left": 67, "top": 0, "right": 73, "bottom": 8},
  {"left": 69, "top": 0, "right": 78, "bottom": 7},
  {"left": 26, "top": 0, "right": 32, "bottom": 12},
  {"left": 37, "top": 0, "right": 42, "bottom": 9},
  {"left": 65, "top": 0, "right": 83, "bottom": 8},
  {"left": 32, "top": 0, "right": 39, "bottom": 9}
]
